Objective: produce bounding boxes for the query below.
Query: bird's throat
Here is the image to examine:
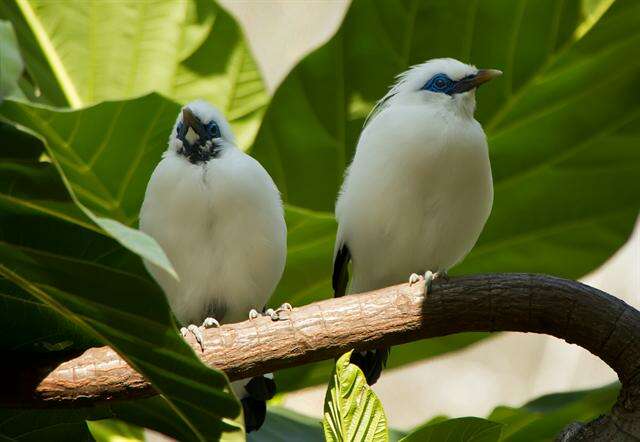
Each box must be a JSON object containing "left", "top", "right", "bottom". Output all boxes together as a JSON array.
[{"left": 178, "top": 140, "right": 222, "bottom": 164}]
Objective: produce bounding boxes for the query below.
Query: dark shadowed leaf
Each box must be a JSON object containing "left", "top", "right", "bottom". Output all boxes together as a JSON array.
[
  {"left": 400, "top": 417, "right": 502, "bottom": 442},
  {"left": 0, "top": 227, "right": 243, "bottom": 439}
]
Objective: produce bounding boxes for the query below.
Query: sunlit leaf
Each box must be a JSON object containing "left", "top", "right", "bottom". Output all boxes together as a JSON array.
[
  {"left": 0, "top": 96, "right": 180, "bottom": 277},
  {"left": 323, "top": 351, "right": 388, "bottom": 442},
  {"left": 0, "top": 0, "right": 266, "bottom": 148},
  {"left": 87, "top": 419, "right": 144, "bottom": 442},
  {"left": 0, "top": 20, "right": 25, "bottom": 100}
]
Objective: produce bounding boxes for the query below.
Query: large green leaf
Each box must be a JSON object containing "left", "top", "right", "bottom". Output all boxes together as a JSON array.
[
  {"left": 0, "top": 0, "right": 266, "bottom": 148},
  {"left": 250, "top": 0, "right": 640, "bottom": 389},
  {"left": 489, "top": 383, "right": 619, "bottom": 441},
  {"left": 0, "top": 96, "right": 180, "bottom": 277},
  {"left": 400, "top": 417, "right": 503, "bottom": 442},
  {"left": 323, "top": 351, "right": 388, "bottom": 442},
  {"left": 0, "top": 232, "right": 243, "bottom": 439},
  {"left": 0, "top": 21, "right": 25, "bottom": 100},
  {"left": 251, "top": 0, "right": 640, "bottom": 275}
]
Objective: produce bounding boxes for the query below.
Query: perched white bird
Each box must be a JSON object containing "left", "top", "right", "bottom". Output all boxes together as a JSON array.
[
  {"left": 333, "top": 58, "right": 501, "bottom": 385},
  {"left": 140, "top": 100, "right": 287, "bottom": 431}
]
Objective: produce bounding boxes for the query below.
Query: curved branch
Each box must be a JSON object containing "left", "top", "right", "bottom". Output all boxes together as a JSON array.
[{"left": 4, "top": 274, "right": 640, "bottom": 440}]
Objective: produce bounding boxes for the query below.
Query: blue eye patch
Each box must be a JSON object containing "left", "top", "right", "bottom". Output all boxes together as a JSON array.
[{"left": 422, "top": 73, "right": 456, "bottom": 95}]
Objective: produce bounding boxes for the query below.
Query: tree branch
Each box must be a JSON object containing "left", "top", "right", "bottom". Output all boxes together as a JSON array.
[{"left": 4, "top": 274, "right": 640, "bottom": 440}]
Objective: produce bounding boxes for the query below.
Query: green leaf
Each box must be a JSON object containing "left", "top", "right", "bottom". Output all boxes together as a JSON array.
[
  {"left": 323, "top": 351, "right": 388, "bottom": 442},
  {"left": 0, "top": 21, "right": 25, "bottom": 100},
  {"left": 88, "top": 419, "right": 144, "bottom": 442},
  {"left": 248, "top": 406, "right": 324, "bottom": 442},
  {"left": 0, "top": 96, "right": 180, "bottom": 278},
  {"left": 489, "top": 383, "right": 618, "bottom": 441},
  {"left": 252, "top": 0, "right": 640, "bottom": 274},
  {"left": 0, "top": 408, "right": 108, "bottom": 442},
  {"left": 0, "top": 396, "right": 213, "bottom": 442},
  {"left": 251, "top": 0, "right": 640, "bottom": 385},
  {"left": 400, "top": 417, "right": 503, "bottom": 442},
  {"left": 0, "top": 0, "right": 267, "bottom": 148},
  {"left": 0, "top": 235, "right": 243, "bottom": 440}
]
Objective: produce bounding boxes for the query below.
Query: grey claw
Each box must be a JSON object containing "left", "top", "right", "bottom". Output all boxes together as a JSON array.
[
  {"left": 265, "top": 308, "right": 279, "bottom": 321},
  {"left": 188, "top": 324, "right": 204, "bottom": 351},
  {"left": 202, "top": 317, "right": 220, "bottom": 328},
  {"left": 278, "top": 302, "right": 292, "bottom": 312},
  {"left": 408, "top": 273, "right": 420, "bottom": 285},
  {"left": 180, "top": 326, "right": 188, "bottom": 337},
  {"left": 249, "top": 309, "right": 260, "bottom": 320}
]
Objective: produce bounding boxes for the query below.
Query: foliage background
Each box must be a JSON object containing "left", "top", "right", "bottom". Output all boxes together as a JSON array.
[{"left": 0, "top": 0, "right": 638, "bottom": 440}]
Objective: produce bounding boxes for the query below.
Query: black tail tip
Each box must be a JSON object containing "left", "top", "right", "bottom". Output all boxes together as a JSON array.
[
  {"left": 349, "top": 348, "right": 389, "bottom": 386},
  {"left": 242, "top": 375, "right": 276, "bottom": 432},
  {"left": 242, "top": 396, "right": 267, "bottom": 433}
]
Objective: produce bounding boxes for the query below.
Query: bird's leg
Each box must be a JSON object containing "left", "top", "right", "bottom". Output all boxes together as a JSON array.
[{"left": 180, "top": 317, "right": 220, "bottom": 352}]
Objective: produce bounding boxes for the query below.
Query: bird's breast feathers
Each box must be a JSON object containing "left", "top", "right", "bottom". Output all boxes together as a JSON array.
[
  {"left": 336, "top": 104, "right": 493, "bottom": 289},
  {"left": 140, "top": 149, "right": 286, "bottom": 323}
]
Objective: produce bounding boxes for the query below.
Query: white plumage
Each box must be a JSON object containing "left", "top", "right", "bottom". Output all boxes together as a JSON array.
[
  {"left": 333, "top": 58, "right": 499, "bottom": 383},
  {"left": 140, "top": 100, "right": 286, "bottom": 326},
  {"left": 336, "top": 58, "right": 495, "bottom": 293},
  {"left": 139, "top": 100, "right": 286, "bottom": 431}
]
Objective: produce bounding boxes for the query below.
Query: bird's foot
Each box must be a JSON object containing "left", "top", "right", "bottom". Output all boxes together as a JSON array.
[
  {"left": 266, "top": 303, "right": 293, "bottom": 321},
  {"left": 202, "top": 317, "right": 220, "bottom": 329},
  {"left": 408, "top": 270, "right": 448, "bottom": 295},
  {"left": 180, "top": 317, "right": 220, "bottom": 352},
  {"left": 249, "top": 303, "right": 292, "bottom": 321}
]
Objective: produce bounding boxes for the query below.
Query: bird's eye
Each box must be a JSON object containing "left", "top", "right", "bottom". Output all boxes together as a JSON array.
[
  {"left": 207, "top": 121, "right": 221, "bottom": 138},
  {"left": 422, "top": 73, "right": 453, "bottom": 94}
]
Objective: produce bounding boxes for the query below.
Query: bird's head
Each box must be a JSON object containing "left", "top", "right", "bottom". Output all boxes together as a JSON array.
[
  {"left": 168, "top": 100, "right": 236, "bottom": 164},
  {"left": 371, "top": 58, "right": 502, "bottom": 121}
]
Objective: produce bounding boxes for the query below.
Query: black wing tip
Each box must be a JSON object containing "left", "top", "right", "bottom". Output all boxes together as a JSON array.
[{"left": 332, "top": 243, "right": 351, "bottom": 297}]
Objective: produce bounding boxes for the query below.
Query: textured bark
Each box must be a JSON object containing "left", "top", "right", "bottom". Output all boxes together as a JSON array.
[{"left": 3, "top": 274, "right": 640, "bottom": 440}]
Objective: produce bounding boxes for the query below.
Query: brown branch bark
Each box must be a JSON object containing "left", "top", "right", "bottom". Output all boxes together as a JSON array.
[{"left": 4, "top": 274, "right": 640, "bottom": 440}]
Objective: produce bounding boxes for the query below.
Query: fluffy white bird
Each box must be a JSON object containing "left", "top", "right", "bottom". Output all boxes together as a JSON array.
[
  {"left": 140, "top": 100, "right": 287, "bottom": 431},
  {"left": 333, "top": 58, "right": 501, "bottom": 385}
]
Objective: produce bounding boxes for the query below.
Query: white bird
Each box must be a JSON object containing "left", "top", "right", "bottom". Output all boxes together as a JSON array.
[
  {"left": 139, "top": 100, "right": 287, "bottom": 431},
  {"left": 333, "top": 58, "right": 501, "bottom": 385}
]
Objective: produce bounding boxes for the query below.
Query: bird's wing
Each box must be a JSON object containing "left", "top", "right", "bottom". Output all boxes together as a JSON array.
[{"left": 332, "top": 242, "right": 351, "bottom": 297}]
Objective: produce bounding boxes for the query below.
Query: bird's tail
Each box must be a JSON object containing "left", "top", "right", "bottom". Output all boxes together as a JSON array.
[
  {"left": 349, "top": 347, "right": 389, "bottom": 385},
  {"left": 233, "top": 375, "right": 276, "bottom": 432}
]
